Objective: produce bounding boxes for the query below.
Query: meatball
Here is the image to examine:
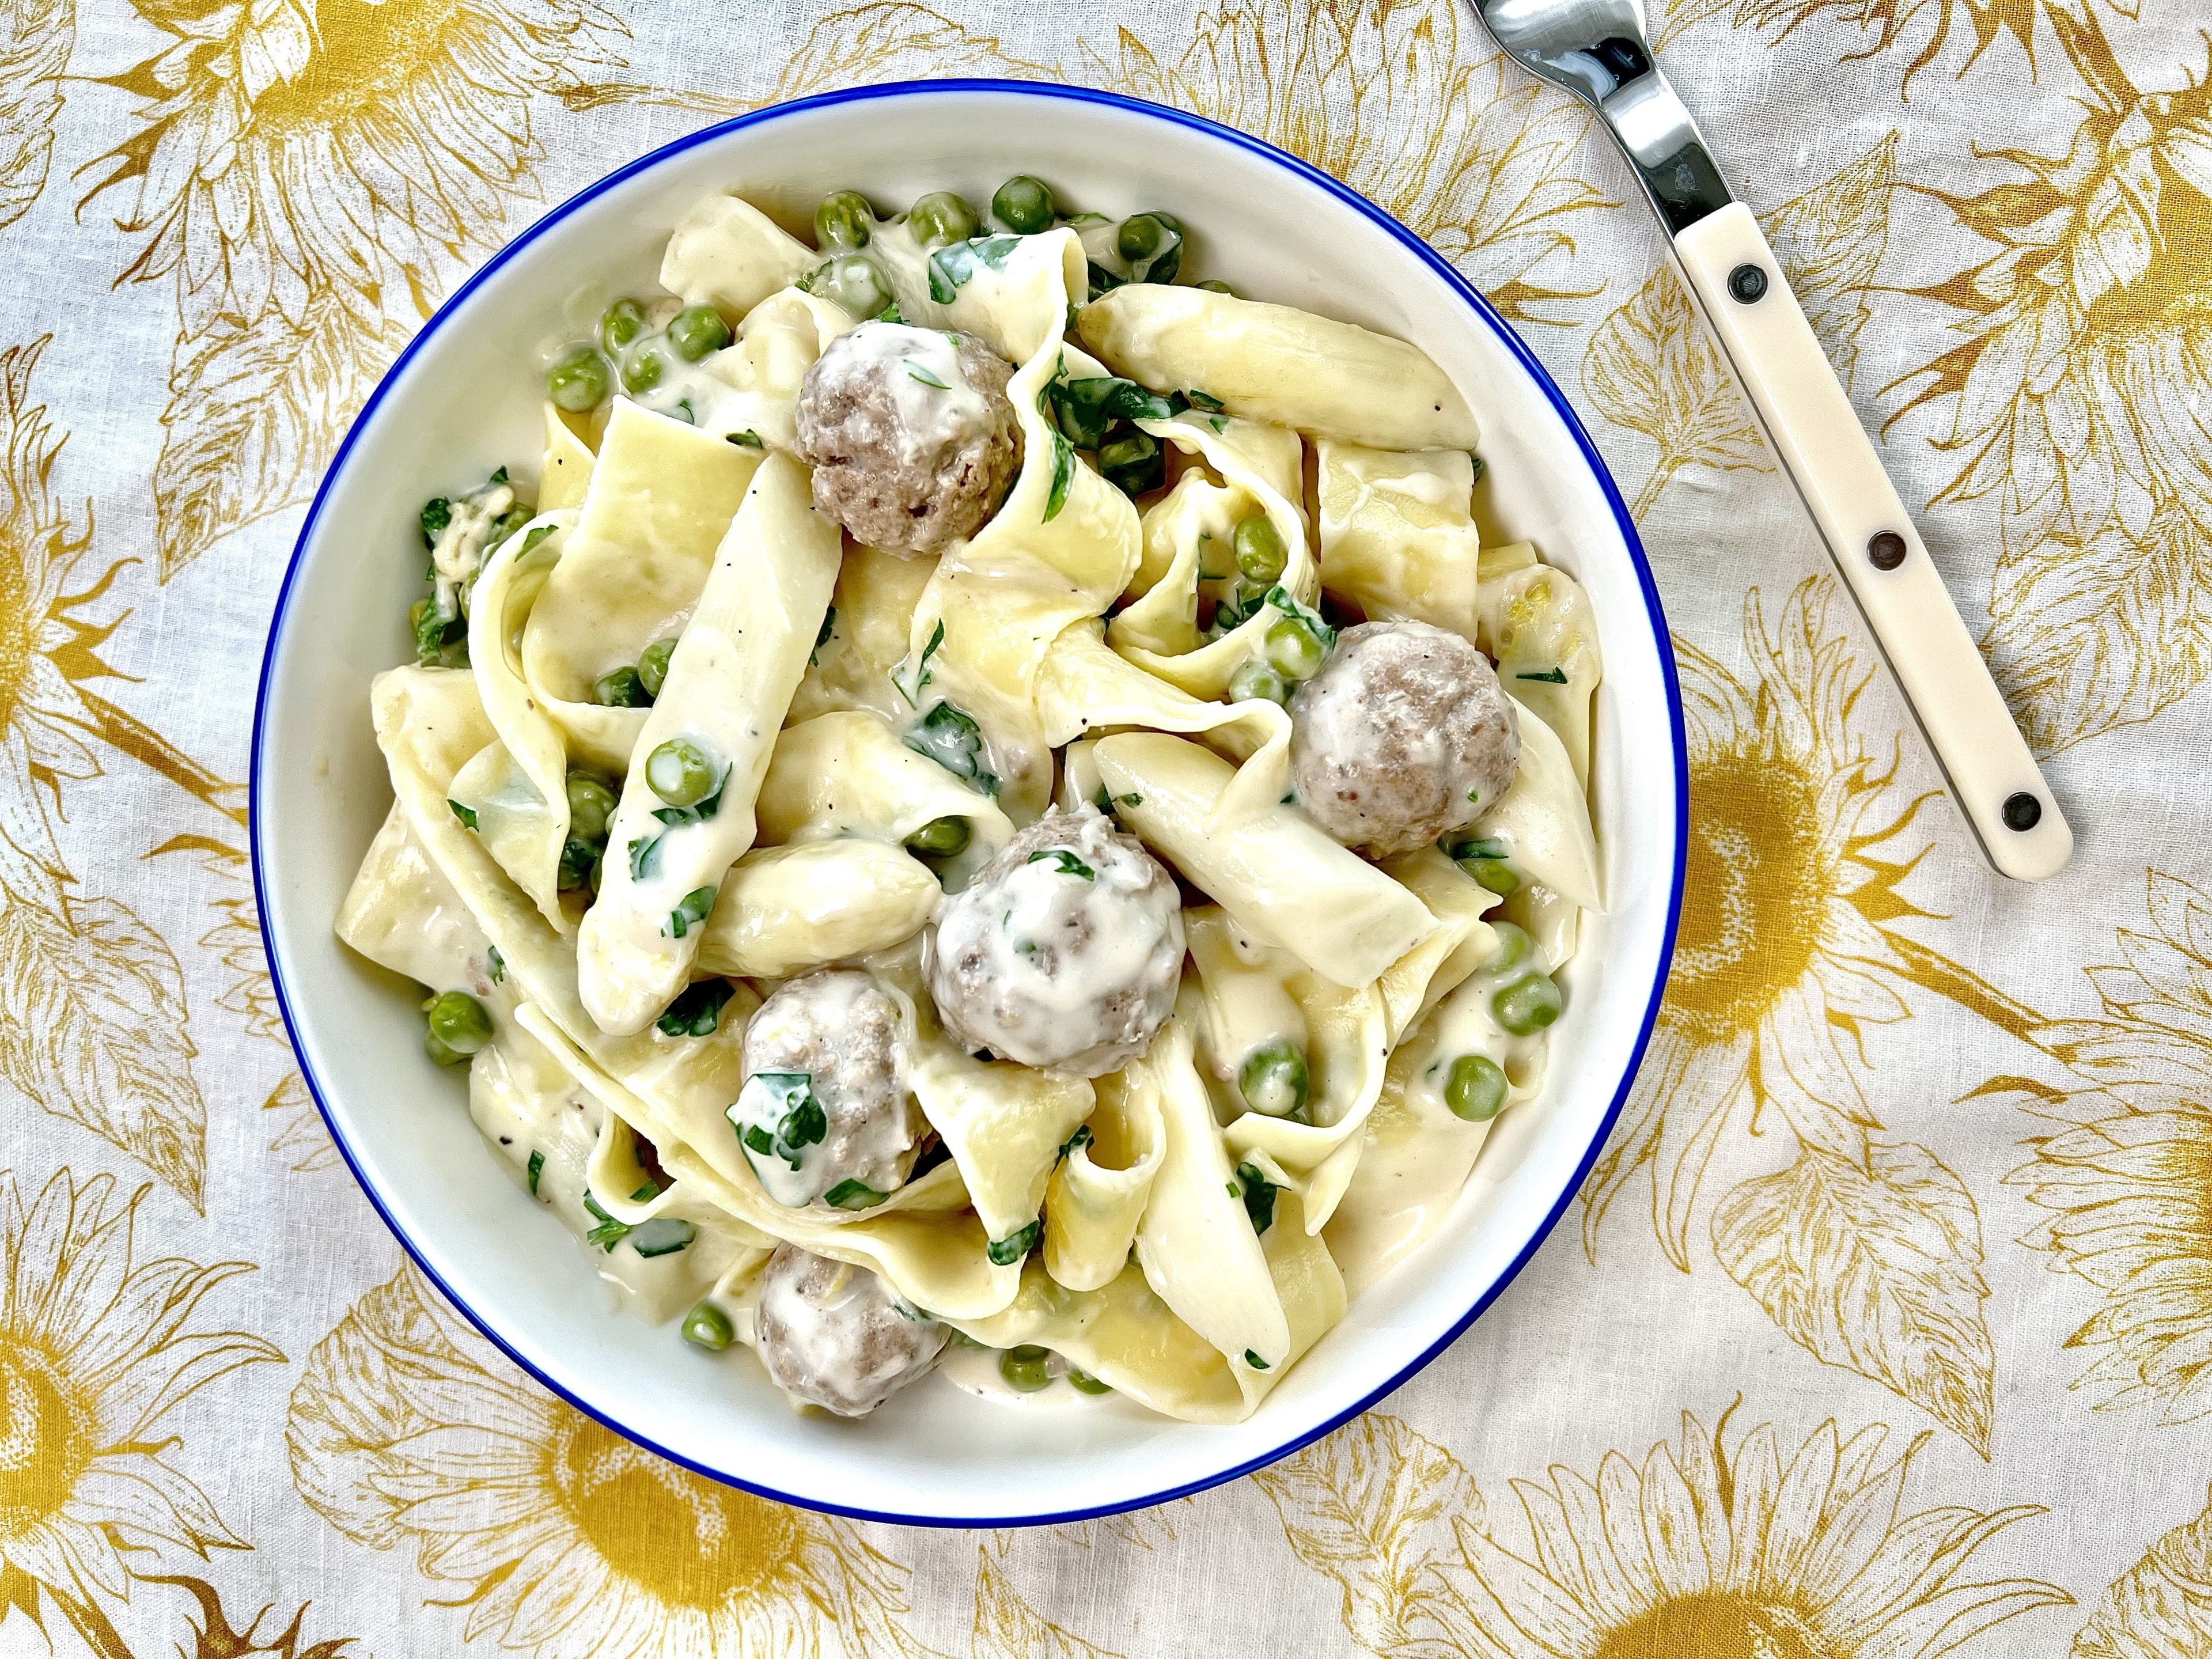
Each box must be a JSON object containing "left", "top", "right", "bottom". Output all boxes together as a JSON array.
[
  {"left": 793, "top": 321, "right": 1021, "bottom": 555},
  {"left": 733, "top": 971, "right": 923, "bottom": 1209},
  {"left": 1289, "top": 619, "right": 1521, "bottom": 858},
  {"left": 926, "top": 808, "right": 1183, "bottom": 1076},
  {"left": 753, "top": 1244, "right": 947, "bottom": 1416}
]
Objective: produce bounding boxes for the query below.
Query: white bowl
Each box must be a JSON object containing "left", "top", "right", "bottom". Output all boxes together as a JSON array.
[{"left": 253, "top": 79, "right": 1685, "bottom": 1526}]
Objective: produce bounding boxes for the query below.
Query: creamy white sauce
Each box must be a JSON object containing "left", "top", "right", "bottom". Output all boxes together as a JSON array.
[
  {"left": 820, "top": 321, "right": 991, "bottom": 465},
  {"left": 934, "top": 1341, "right": 1100, "bottom": 1408},
  {"left": 428, "top": 482, "right": 516, "bottom": 621}
]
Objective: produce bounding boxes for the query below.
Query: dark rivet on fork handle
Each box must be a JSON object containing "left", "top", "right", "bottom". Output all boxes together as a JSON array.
[
  {"left": 1727, "top": 263, "right": 1767, "bottom": 303},
  {"left": 2003, "top": 793, "right": 2042, "bottom": 832},
  {"left": 1868, "top": 531, "right": 1907, "bottom": 570}
]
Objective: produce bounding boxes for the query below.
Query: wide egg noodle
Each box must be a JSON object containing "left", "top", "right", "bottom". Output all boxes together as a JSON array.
[
  {"left": 1033, "top": 621, "right": 1291, "bottom": 823},
  {"left": 1108, "top": 414, "right": 1314, "bottom": 700},
  {"left": 1092, "top": 730, "right": 1437, "bottom": 990},
  {"left": 789, "top": 543, "right": 940, "bottom": 727},
  {"left": 907, "top": 1044, "right": 1095, "bottom": 1252},
  {"left": 1043, "top": 1064, "right": 1164, "bottom": 1294},
  {"left": 756, "top": 710, "right": 1014, "bottom": 879},
  {"left": 521, "top": 400, "right": 759, "bottom": 775},
  {"left": 1479, "top": 559, "right": 1604, "bottom": 789},
  {"left": 693, "top": 840, "right": 939, "bottom": 979},
  {"left": 888, "top": 229, "right": 1141, "bottom": 821},
  {"left": 1374, "top": 847, "right": 1501, "bottom": 1041},
  {"left": 337, "top": 799, "right": 502, "bottom": 1005},
  {"left": 540, "top": 406, "right": 596, "bottom": 509},
  {"left": 952, "top": 1184, "right": 1342, "bottom": 1425},
  {"left": 450, "top": 511, "right": 576, "bottom": 931},
  {"left": 579, "top": 451, "right": 841, "bottom": 1035},
  {"left": 1075, "top": 284, "right": 1480, "bottom": 451},
  {"left": 1315, "top": 439, "right": 1483, "bottom": 642},
  {"left": 650, "top": 289, "right": 844, "bottom": 450},
  {"left": 660, "top": 191, "right": 817, "bottom": 318},
  {"left": 1475, "top": 695, "right": 1603, "bottom": 912},
  {"left": 368, "top": 667, "right": 762, "bottom": 1169},
  {"left": 1183, "top": 912, "right": 1389, "bottom": 1231},
  {"left": 869, "top": 222, "right": 1077, "bottom": 366}
]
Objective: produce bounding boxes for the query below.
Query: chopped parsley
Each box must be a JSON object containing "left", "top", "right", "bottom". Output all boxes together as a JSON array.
[
  {"left": 906, "top": 361, "right": 950, "bottom": 389},
  {"left": 1244, "top": 1350, "right": 1271, "bottom": 1370},
  {"left": 582, "top": 1196, "right": 630, "bottom": 1252},
  {"left": 810, "top": 606, "right": 836, "bottom": 667},
  {"left": 729, "top": 1072, "right": 826, "bottom": 1175},
  {"left": 727, "top": 430, "right": 764, "bottom": 450},
  {"left": 824, "top": 1179, "right": 889, "bottom": 1211},
  {"left": 927, "top": 233, "right": 1022, "bottom": 302},
  {"left": 1057, "top": 1124, "right": 1094, "bottom": 1164},
  {"left": 1235, "top": 1161, "right": 1280, "bottom": 1234},
  {"left": 527, "top": 1149, "right": 543, "bottom": 1195},
  {"left": 988, "top": 1219, "right": 1042, "bottom": 1266},
  {"left": 1027, "top": 849, "right": 1096, "bottom": 880},
  {"left": 628, "top": 834, "right": 663, "bottom": 882},
  {"left": 448, "top": 800, "right": 478, "bottom": 830},
  {"left": 904, "top": 699, "right": 995, "bottom": 792},
  {"left": 1516, "top": 666, "right": 1569, "bottom": 683},
  {"left": 657, "top": 978, "right": 734, "bottom": 1037},
  {"left": 487, "top": 946, "right": 505, "bottom": 984},
  {"left": 662, "top": 885, "right": 716, "bottom": 940}
]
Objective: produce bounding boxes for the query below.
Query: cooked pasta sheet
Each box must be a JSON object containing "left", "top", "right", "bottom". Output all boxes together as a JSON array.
[
  {"left": 1077, "top": 284, "right": 1481, "bottom": 449},
  {"left": 578, "top": 452, "right": 840, "bottom": 1034},
  {"left": 339, "top": 179, "right": 1606, "bottom": 1426}
]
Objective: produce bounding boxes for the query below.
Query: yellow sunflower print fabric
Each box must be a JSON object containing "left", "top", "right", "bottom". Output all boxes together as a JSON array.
[{"left": 0, "top": 0, "right": 2204, "bottom": 1652}]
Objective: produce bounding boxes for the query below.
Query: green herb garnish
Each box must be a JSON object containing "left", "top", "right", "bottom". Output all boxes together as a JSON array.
[
  {"left": 657, "top": 978, "right": 734, "bottom": 1037},
  {"left": 662, "top": 886, "right": 716, "bottom": 940},
  {"left": 1235, "top": 1161, "right": 1279, "bottom": 1234},
  {"left": 527, "top": 1149, "right": 543, "bottom": 1194},
  {"left": 1027, "top": 849, "right": 1096, "bottom": 880},
  {"left": 824, "top": 1179, "right": 890, "bottom": 1211},
  {"left": 906, "top": 361, "right": 950, "bottom": 389},
  {"left": 448, "top": 800, "right": 478, "bottom": 830},
  {"left": 988, "top": 1220, "right": 1042, "bottom": 1266},
  {"left": 1516, "top": 666, "right": 1569, "bottom": 684}
]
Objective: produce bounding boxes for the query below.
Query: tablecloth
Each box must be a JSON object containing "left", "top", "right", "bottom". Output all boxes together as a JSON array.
[{"left": 0, "top": 0, "right": 2205, "bottom": 1652}]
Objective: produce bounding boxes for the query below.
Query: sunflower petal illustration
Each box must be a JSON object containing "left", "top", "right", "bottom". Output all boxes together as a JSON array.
[
  {"left": 2073, "top": 1485, "right": 2212, "bottom": 1657},
  {"left": 0, "top": 1169, "right": 281, "bottom": 1631},
  {"left": 1713, "top": 1141, "right": 1995, "bottom": 1453},
  {"left": 2003, "top": 870, "right": 2212, "bottom": 1424},
  {"left": 289, "top": 1266, "right": 934, "bottom": 1658},
  {"left": 1423, "top": 1411, "right": 2065, "bottom": 1656},
  {"left": 1080, "top": 0, "right": 1610, "bottom": 325},
  {"left": 0, "top": 0, "right": 70, "bottom": 233}
]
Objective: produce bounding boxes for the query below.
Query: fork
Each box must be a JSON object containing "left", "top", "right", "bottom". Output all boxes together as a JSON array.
[{"left": 1469, "top": 0, "right": 2074, "bottom": 881}]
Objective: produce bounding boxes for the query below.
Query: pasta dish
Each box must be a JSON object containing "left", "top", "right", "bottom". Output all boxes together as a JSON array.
[{"left": 335, "top": 175, "right": 1604, "bottom": 1422}]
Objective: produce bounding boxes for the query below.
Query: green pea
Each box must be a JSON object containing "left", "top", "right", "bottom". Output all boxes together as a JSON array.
[
  {"left": 909, "top": 190, "right": 979, "bottom": 251},
  {"left": 565, "top": 772, "right": 616, "bottom": 844},
  {"left": 1461, "top": 857, "right": 1519, "bottom": 896},
  {"left": 1487, "top": 920, "right": 1532, "bottom": 974},
  {"left": 637, "top": 637, "right": 677, "bottom": 699},
  {"left": 1196, "top": 278, "right": 1235, "bottom": 295},
  {"left": 1494, "top": 971, "right": 1563, "bottom": 1036},
  {"left": 1232, "top": 513, "right": 1287, "bottom": 584},
  {"left": 1116, "top": 213, "right": 1171, "bottom": 263},
  {"left": 424, "top": 990, "right": 493, "bottom": 1058},
  {"left": 1238, "top": 1036, "right": 1310, "bottom": 1119},
  {"left": 547, "top": 347, "right": 609, "bottom": 412},
  {"left": 1228, "top": 658, "right": 1289, "bottom": 706},
  {"left": 424, "top": 1030, "right": 464, "bottom": 1066},
  {"left": 1066, "top": 1366, "right": 1112, "bottom": 1395},
  {"left": 815, "top": 189, "right": 875, "bottom": 251},
  {"left": 904, "top": 816, "right": 972, "bottom": 857},
  {"left": 1445, "top": 1054, "right": 1509, "bottom": 1122},
  {"left": 993, "top": 175, "right": 1056, "bottom": 234},
  {"left": 1266, "top": 615, "right": 1329, "bottom": 681},
  {"left": 1000, "top": 1343, "right": 1054, "bottom": 1393},
  {"left": 646, "top": 738, "right": 716, "bottom": 808},
  {"left": 600, "top": 298, "right": 647, "bottom": 354},
  {"left": 682, "top": 1301, "right": 734, "bottom": 1351},
  {"left": 592, "top": 666, "right": 650, "bottom": 707},
  {"left": 620, "top": 340, "right": 668, "bottom": 395},
  {"left": 819, "top": 255, "right": 892, "bottom": 321},
  {"left": 667, "top": 305, "right": 732, "bottom": 362}
]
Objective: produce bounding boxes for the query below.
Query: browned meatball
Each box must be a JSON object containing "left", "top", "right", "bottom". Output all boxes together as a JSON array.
[
  {"left": 926, "top": 808, "right": 1183, "bottom": 1076},
  {"left": 733, "top": 971, "right": 922, "bottom": 1210},
  {"left": 793, "top": 321, "right": 1021, "bottom": 555},
  {"left": 1289, "top": 620, "right": 1521, "bottom": 858},
  {"left": 752, "top": 1245, "right": 946, "bottom": 1416}
]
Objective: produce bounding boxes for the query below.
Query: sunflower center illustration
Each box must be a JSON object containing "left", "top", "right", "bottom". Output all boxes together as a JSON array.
[
  {"left": 2080, "top": 109, "right": 2212, "bottom": 338},
  {"left": 1589, "top": 1589, "right": 1844, "bottom": 1659},
  {"left": 552, "top": 1419, "right": 806, "bottom": 1611},
  {"left": 1665, "top": 752, "right": 1830, "bottom": 1039},
  {"left": 0, "top": 1347, "right": 96, "bottom": 1541},
  {"left": 251, "top": 0, "right": 468, "bottom": 132},
  {"left": 0, "top": 533, "right": 34, "bottom": 732}
]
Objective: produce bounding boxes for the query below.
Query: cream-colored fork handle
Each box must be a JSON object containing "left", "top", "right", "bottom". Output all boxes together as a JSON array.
[{"left": 1673, "top": 203, "right": 2072, "bottom": 881}]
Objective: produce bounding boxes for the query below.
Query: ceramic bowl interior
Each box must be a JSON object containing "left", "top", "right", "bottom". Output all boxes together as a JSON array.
[{"left": 253, "top": 79, "right": 1684, "bottom": 1526}]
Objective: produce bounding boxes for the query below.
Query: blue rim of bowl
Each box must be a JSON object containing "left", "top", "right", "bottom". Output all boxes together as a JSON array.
[{"left": 252, "top": 75, "right": 1687, "bottom": 1529}]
